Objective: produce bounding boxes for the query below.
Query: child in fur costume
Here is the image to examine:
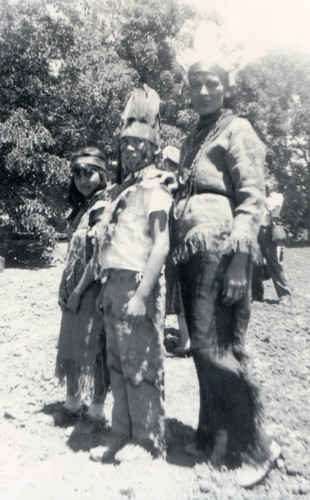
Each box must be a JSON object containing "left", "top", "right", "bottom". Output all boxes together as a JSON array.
[{"left": 74, "top": 86, "right": 173, "bottom": 462}]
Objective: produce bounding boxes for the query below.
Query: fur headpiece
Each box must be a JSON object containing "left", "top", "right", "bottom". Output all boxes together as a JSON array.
[{"left": 121, "top": 84, "right": 161, "bottom": 147}]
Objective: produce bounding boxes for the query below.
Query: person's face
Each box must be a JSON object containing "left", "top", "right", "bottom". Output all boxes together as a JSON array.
[
  {"left": 121, "top": 137, "right": 155, "bottom": 173},
  {"left": 189, "top": 71, "right": 225, "bottom": 116},
  {"left": 73, "top": 165, "right": 101, "bottom": 197}
]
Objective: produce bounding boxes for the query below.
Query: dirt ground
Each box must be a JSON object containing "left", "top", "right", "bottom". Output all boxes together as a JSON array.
[{"left": 0, "top": 244, "right": 309, "bottom": 500}]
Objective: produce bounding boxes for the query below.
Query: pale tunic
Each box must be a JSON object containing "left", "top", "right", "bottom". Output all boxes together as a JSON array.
[{"left": 95, "top": 165, "right": 173, "bottom": 273}]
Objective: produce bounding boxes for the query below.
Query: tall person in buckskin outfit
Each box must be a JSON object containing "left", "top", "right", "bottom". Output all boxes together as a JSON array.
[{"left": 172, "top": 34, "right": 281, "bottom": 487}]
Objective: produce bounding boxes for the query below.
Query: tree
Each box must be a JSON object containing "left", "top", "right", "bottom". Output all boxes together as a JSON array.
[
  {"left": 0, "top": 0, "right": 73, "bottom": 258},
  {"left": 0, "top": 0, "right": 201, "bottom": 262},
  {"left": 235, "top": 51, "right": 310, "bottom": 240}
]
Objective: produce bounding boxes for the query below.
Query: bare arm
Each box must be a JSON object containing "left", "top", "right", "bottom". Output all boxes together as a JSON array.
[
  {"left": 124, "top": 210, "right": 170, "bottom": 327},
  {"left": 66, "top": 261, "right": 95, "bottom": 312},
  {"left": 58, "top": 270, "right": 69, "bottom": 311}
]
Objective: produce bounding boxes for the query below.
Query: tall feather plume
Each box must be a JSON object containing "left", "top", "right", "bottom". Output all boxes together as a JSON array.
[
  {"left": 122, "top": 84, "right": 160, "bottom": 127},
  {"left": 177, "top": 21, "right": 238, "bottom": 85}
]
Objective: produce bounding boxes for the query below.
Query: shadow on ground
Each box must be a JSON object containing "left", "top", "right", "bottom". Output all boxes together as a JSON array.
[{"left": 40, "top": 403, "right": 198, "bottom": 467}]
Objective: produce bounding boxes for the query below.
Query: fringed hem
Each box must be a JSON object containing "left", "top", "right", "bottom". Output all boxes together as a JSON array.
[
  {"left": 193, "top": 348, "right": 270, "bottom": 466},
  {"left": 172, "top": 228, "right": 261, "bottom": 264},
  {"left": 55, "top": 359, "right": 95, "bottom": 398},
  {"left": 239, "top": 373, "right": 271, "bottom": 465},
  {"left": 230, "top": 232, "right": 261, "bottom": 264},
  {"left": 172, "top": 229, "right": 231, "bottom": 265}
]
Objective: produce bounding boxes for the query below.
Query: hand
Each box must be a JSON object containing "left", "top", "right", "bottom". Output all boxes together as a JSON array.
[
  {"left": 58, "top": 296, "right": 67, "bottom": 311},
  {"left": 95, "top": 286, "right": 104, "bottom": 315},
  {"left": 66, "top": 289, "right": 82, "bottom": 313},
  {"left": 174, "top": 339, "right": 191, "bottom": 355},
  {"left": 222, "top": 258, "right": 248, "bottom": 306},
  {"left": 123, "top": 294, "right": 146, "bottom": 329},
  {"left": 174, "top": 314, "right": 190, "bottom": 354},
  {"left": 58, "top": 285, "right": 68, "bottom": 311}
]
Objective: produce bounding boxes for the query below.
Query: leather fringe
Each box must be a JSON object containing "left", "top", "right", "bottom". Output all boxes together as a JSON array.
[{"left": 172, "top": 229, "right": 260, "bottom": 264}]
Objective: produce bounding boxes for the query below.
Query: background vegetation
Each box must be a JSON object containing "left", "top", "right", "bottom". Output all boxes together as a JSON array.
[{"left": 0, "top": 0, "right": 309, "bottom": 262}]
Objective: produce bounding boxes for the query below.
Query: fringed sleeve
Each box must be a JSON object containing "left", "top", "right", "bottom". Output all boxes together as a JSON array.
[{"left": 226, "top": 118, "right": 266, "bottom": 258}]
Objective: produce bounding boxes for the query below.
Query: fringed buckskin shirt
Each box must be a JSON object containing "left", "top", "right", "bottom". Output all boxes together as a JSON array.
[{"left": 173, "top": 109, "right": 266, "bottom": 263}]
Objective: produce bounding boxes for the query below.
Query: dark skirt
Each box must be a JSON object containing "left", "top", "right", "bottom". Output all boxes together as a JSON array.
[{"left": 55, "top": 281, "right": 104, "bottom": 391}]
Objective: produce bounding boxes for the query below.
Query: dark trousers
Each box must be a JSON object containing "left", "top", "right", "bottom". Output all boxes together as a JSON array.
[
  {"left": 253, "top": 226, "right": 290, "bottom": 300},
  {"left": 102, "top": 269, "right": 165, "bottom": 456},
  {"left": 178, "top": 252, "right": 268, "bottom": 464}
]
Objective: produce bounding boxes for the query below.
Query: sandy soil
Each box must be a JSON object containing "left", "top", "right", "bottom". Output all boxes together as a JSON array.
[{"left": 0, "top": 244, "right": 309, "bottom": 499}]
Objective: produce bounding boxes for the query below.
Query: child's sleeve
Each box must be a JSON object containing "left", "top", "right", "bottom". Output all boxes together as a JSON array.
[
  {"left": 88, "top": 204, "right": 106, "bottom": 229},
  {"left": 146, "top": 185, "right": 173, "bottom": 219}
]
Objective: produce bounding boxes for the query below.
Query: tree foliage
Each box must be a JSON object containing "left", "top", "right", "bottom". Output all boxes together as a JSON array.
[
  {"left": 235, "top": 51, "right": 310, "bottom": 240},
  {"left": 0, "top": 0, "right": 199, "bottom": 260},
  {"left": 0, "top": 0, "right": 69, "bottom": 250},
  {"left": 1, "top": 0, "right": 310, "bottom": 264}
]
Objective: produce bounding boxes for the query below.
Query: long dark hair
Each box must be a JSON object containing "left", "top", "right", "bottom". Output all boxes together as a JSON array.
[
  {"left": 115, "top": 142, "right": 123, "bottom": 185},
  {"left": 68, "top": 146, "right": 108, "bottom": 221}
]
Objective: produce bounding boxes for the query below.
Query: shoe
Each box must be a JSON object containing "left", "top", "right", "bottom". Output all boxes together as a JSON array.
[
  {"left": 279, "top": 295, "right": 291, "bottom": 307},
  {"left": 90, "top": 445, "right": 117, "bottom": 463},
  {"left": 82, "top": 412, "right": 108, "bottom": 429},
  {"left": 236, "top": 440, "right": 282, "bottom": 488},
  {"left": 73, "top": 415, "right": 107, "bottom": 435},
  {"left": 269, "top": 439, "right": 282, "bottom": 462},
  {"left": 89, "top": 436, "right": 127, "bottom": 463},
  {"left": 174, "top": 348, "right": 191, "bottom": 358},
  {"left": 54, "top": 404, "right": 86, "bottom": 427},
  {"left": 114, "top": 443, "right": 153, "bottom": 463}
]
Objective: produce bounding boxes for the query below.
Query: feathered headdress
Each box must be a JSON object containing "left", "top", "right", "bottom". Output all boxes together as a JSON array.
[
  {"left": 121, "top": 84, "right": 161, "bottom": 147},
  {"left": 177, "top": 21, "right": 237, "bottom": 87}
]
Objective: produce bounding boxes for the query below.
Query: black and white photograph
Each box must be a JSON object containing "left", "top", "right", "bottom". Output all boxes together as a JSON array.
[{"left": 0, "top": 0, "right": 309, "bottom": 498}]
